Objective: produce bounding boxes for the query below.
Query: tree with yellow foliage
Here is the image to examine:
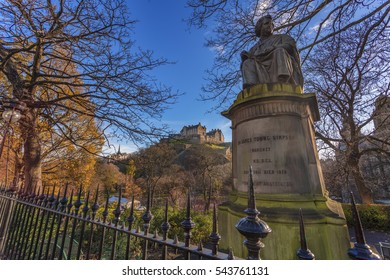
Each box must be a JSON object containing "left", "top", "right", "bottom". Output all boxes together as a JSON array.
[{"left": 0, "top": 1, "right": 177, "bottom": 193}]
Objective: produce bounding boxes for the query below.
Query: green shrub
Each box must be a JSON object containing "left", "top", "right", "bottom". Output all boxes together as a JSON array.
[
  {"left": 342, "top": 204, "right": 390, "bottom": 231},
  {"left": 146, "top": 206, "right": 213, "bottom": 244}
]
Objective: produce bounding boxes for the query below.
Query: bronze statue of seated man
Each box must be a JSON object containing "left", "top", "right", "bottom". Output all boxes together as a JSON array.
[{"left": 241, "top": 15, "right": 303, "bottom": 89}]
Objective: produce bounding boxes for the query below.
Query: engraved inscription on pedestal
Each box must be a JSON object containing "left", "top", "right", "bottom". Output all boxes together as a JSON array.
[{"left": 234, "top": 115, "right": 311, "bottom": 194}]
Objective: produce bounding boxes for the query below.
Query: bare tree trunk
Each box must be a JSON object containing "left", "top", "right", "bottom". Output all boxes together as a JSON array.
[
  {"left": 150, "top": 184, "right": 155, "bottom": 208},
  {"left": 202, "top": 173, "right": 209, "bottom": 213},
  {"left": 206, "top": 181, "right": 212, "bottom": 213},
  {"left": 348, "top": 155, "right": 373, "bottom": 204},
  {"left": 205, "top": 173, "right": 213, "bottom": 213},
  {"left": 350, "top": 166, "right": 373, "bottom": 204},
  {"left": 22, "top": 107, "right": 42, "bottom": 194}
]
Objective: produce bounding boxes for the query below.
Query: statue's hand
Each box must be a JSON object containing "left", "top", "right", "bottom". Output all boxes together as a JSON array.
[{"left": 262, "top": 46, "right": 275, "bottom": 55}]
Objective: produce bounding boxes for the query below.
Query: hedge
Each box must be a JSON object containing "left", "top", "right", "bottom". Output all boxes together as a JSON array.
[{"left": 342, "top": 203, "right": 390, "bottom": 231}]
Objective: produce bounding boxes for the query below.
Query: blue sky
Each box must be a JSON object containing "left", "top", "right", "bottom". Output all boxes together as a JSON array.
[{"left": 109, "top": 0, "right": 232, "bottom": 153}]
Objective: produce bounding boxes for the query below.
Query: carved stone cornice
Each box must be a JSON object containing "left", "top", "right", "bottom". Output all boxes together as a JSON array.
[{"left": 222, "top": 83, "right": 319, "bottom": 128}]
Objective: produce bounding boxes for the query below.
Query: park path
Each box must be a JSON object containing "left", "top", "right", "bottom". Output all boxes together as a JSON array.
[{"left": 348, "top": 227, "right": 390, "bottom": 257}]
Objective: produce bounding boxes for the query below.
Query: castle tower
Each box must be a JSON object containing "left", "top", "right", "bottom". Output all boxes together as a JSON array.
[{"left": 179, "top": 123, "right": 224, "bottom": 144}]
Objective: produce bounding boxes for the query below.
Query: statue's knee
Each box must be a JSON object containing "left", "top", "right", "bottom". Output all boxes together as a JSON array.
[{"left": 242, "top": 59, "right": 257, "bottom": 75}]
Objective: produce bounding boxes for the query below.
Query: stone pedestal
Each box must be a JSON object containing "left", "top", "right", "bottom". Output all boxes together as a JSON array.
[{"left": 220, "top": 84, "right": 351, "bottom": 259}]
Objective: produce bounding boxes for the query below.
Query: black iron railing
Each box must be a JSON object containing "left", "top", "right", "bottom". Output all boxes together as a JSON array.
[
  {"left": 0, "top": 184, "right": 239, "bottom": 260},
  {"left": 1, "top": 169, "right": 381, "bottom": 260}
]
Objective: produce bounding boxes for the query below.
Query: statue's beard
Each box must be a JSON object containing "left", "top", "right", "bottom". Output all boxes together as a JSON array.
[{"left": 261, "top": 28, "right": 273, "bottom": 37}]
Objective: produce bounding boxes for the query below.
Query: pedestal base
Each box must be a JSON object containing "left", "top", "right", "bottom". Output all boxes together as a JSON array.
[
  {"left": 220, "top": 84, "right": 351, "bottom": 259},
  {"left": 219, "top": 192, "right": 351, "bottom": 260}
]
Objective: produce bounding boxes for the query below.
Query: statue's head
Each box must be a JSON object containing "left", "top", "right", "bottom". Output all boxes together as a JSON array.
[{"left": 255, "top": 15, "right": 274, "bottom": 37}]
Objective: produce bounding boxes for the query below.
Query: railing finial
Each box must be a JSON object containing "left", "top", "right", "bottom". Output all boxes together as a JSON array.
[
  {"left": 347, "top": 192, "right": 381, "bottom": 260},
  {"left": 209, "top": 203, "right": 221, "bottom": 255},
  {"left": 181, "top": 190, "right": 195, "bottom": 249},
  {"left": 297, "top": 208, "right": 315, "bottom": 260},
  {"left": 235, "top": 166, "right": 271, "bottom": 260}
]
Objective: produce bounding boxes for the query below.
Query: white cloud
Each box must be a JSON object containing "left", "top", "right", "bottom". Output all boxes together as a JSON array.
[
  {"left": 311, "top": 17, "right": 333, "bottom": 32},
  {"left": 253, "top": 0, "right": 273, "bottom": 22},
  {"left": 209, "top": 44, "right": 225, "bottom": 55},
  {"left": 254, "top": 0, "right": 272, "bottom": 16}
]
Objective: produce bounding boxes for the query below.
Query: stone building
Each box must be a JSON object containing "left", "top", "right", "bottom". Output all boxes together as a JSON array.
[
  {"left": 108, "top": 145, "right": 131, "bottom": 163},
  {"left": 175, "top": 122, "right": 225, "bottom": 144},
  {"left": 361, "top": 95, "right": 390, "bottom": 201},
  {"left": 206, "top": 129, "right": 225, "bottom": 144},
  {"left": 373, "top": 95, "right": 390, "bottom": 138},
  {"left": 179, "top": 123, "right": 207, "bottom": 143}
]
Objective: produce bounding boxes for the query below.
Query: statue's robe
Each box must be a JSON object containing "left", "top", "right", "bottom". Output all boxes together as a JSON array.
[{"left": 241, "top": 34, "right": 303, "bottom": 88}]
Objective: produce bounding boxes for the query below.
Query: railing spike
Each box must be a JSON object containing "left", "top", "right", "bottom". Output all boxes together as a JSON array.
[
  {"left": 141, "top": 187, "right": 153, "bottom": 235},
  {"left": 73, "top": 186, "right": 83, "bottom": 213},
  {"left": 97, "top": 190, "right": 110, "bottom": 260},
  {"left": 161, "top": 198, "right": 170, "bottom": 241},
  {"left": 126, "top": 195, "right": 135, "bottom": 230},
  {"left": 296, "top": 208, "right": 315, "bottom": 260},
  {"left": 247, "top": 166, "right": 256, "bottom": 210},
  {"left": 141, "top": 186, "right": 153, "bottom": 260},
  {"left": 83, "top": 191, "right": 90, "bottom": 214},
  {"left": 173, "top": 234, "right": 178, "bottom": 245},
  {"left": 197, "top": 241, "right": 203, "bottom": 251},
  {"left": 181, "top": 190, "right": 195, "bottom": 248},
  {"left": 347, "top": 192, "right": 381, "bottom": 260},
  {"left": 209, "top": 203, "right": 221, "bottom": 255},
  {"left": 67, "top": 189, "right": 74, "bottom": 214},
  {"left": 235, "top": 166, "right": 271, "bottom": 260},
  {"left": 91, "top": 187, "right": 100, "bottom": 215},
  {"left": 228, "top": 248, "right": 235, "bottom": 260},
  {"left": 160, "top": 198, "right": 170, "bottom": 260},
  {"left": 53, "top": 189, "right": 61, "bottom": 210},
  {"left": 102, "top": 191, "right": 110, "bottom": 220},
  {"left": 113, "top": 186, "right": 122, "bottom": 225},
  {"left": 59, "top": 184, "right": 68, "bottom": 212}
]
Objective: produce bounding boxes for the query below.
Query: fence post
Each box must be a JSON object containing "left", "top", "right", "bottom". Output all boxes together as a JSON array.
[
  {"left": 20, "top": 192, "right": 39, "bottom": 259},
  {"left": 4, "top": 189, "right": 23, "bottom": 259},
  {"left": 141, "top": 187, "right": 153, "bottom": 260},
  {"left": 66, "top": 186, "right": 83, "bottom": 259},
  {"left": 0, "top": 187, "right": 16, "bottom": 256},
  {"left": 348, "top": 192, "right": 381, "bottom": 260},
  {"left": 58, "top": 189, "right": 73, "bottom": 260},
  {"left": 181, "top": 190, "right": 195, "bottom": 260},
  {"left": 86, "top": 187, "right": 99, "bottom": 260},
  {"left": 51, "top": 184, "right": 69, "bottom": 259},
  {"left": 44, "top": 189, "right": 61, "bottom": 260},
  {"left": 235, "top": 166, "right": 271, "bottom": 260},
  {"left": 161, "top": 198, "right": 170, "bottom": 260},
  {"left": 125, "top": 195, "right": 135, "bottom": 260},
  {"left": 111, "top": 188, "right": 121, "bottom": 260},
  {"left": 31, "top": 188, "right": 48, "bottom": 259},
  {"left": 209, "top": 204, "right": 221, "bottom": 256},
  {"left": 97, "top": 193, "right": 110, "bottom": 260}
]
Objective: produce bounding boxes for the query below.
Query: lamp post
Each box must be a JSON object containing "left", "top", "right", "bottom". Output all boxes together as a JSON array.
[{"left": 0, "top": 101, "right": 25, "bottom": 163}]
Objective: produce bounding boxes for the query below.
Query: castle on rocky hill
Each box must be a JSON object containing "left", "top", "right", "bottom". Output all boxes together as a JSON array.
[{"left": 171, "top": 122, "right": 225, "bottom": 144}]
